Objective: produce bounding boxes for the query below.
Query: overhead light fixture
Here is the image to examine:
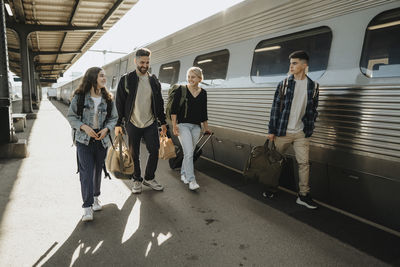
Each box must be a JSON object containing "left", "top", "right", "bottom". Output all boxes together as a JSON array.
[
  {"left": 197, "top": 59, "right": 212, "bottom": 64},
  {"left": 5, "top": 3, "right": 13, "bottom": 16},
  {"left": 368, "top": 20, "right": 400, "bottom": 30},
  {"left": 255, "top": 45, "right": 281, "bottom": 53},
  {"left": 163, "top": 66, "right": 173, "bottom": 70}
]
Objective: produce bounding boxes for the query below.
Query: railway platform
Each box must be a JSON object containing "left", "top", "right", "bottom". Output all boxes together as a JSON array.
[{"left": 0, "top": 98, "right": 399, "bottom": 266}]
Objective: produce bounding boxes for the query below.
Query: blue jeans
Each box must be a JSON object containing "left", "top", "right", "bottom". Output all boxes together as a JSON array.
[
  {"left": 178, "top": 123, "right": 201, "bottom": 182},
  {"left": 76, "top": 139, "right": 107, "bottom": 208}
]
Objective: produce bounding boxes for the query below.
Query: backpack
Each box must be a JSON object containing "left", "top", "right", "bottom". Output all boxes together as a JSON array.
[
  {"left": 165, "top": 84, "right": 188, "bottom": 120},
  {"left": 279, "top": 77, "right": 319, "bottom": 113}
]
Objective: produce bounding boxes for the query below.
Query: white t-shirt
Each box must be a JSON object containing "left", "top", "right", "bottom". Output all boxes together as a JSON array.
[
  {"left": 91, "top": 96, "right": 102, "bottom": 129},
  {"left": 286, "top": 79, "right": 308, "bottom": 133},
  {"left": 130, "top": 74, "right": 154, "bottom": 128}
]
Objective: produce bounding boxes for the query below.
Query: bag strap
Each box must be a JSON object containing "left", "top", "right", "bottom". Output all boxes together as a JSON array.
[
  {"left": 103, "top": 164, "right": 111, "bottom": 180},
  {"left": 103, "top": 98, "right": 113, "bottom": 145},
  {"left": 77, "top": 93, "right": 85, "bottom": 117},
  {"left": 118, "top": 134, "right": 125, "bottom": 172},
  {"left": 179, "top": 85, "right": 188, "bottom": 118},
  {"left": 279, "top": 78, "right": 288, "bottom": 113},
  {"left": 124, "top": 75, "right": 129, "bottom": 94},
  {"left": 313, "top": 81, "right": 319, "bottom": 100}
]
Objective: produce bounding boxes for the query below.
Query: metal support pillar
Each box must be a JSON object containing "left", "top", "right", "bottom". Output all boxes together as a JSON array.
[
  {"left": 0, "top": 0, "right": 15, "bottom": 144},
  {"left": 18, "top": 30, "right": 33, "bottom": 114},
  {"left": 37, "top": 73, "right": 42, "bottom": 102},
  {"left": 29, "top": 49, "right": 38, "bottom": 109}
]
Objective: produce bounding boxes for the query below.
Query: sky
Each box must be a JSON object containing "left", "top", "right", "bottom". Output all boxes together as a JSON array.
[{"left": 57, "top": 0, "right": 245, "bottom": 83}]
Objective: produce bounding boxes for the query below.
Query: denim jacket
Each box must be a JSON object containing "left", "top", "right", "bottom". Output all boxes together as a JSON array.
[
  {"left": 67, "top": 92, "right": 118, "bottom": 148},
  {"left": 268, "top": 75, "right": 319, "bottom": 138}
]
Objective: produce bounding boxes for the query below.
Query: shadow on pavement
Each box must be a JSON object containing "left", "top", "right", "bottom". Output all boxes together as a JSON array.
[
  {"left": 40, "top": 191, "right": 179, "bottom": 266},
  {"left": 195, "top": 158, "right": 400, "bottom": 266}
]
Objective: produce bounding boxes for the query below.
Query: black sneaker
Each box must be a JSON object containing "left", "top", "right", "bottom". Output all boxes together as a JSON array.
[{"left": 296, "top": 194, "right": 318, "bottom": 209}]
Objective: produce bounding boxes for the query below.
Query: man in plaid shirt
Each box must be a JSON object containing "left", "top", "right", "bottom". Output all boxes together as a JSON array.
[{"left": 268, "top": 50, "right": 319, "bottom": 209}]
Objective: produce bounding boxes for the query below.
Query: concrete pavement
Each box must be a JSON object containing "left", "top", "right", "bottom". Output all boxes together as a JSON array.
[{"left": 0, "top": 98, "right": 394, "bottom": 266}]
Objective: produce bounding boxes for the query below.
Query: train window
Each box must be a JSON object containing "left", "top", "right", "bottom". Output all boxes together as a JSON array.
[
  {"left": 251, "top": 27, "right": 332, "bottom": 83},
  {"left": 360, "top": 8, "right": 400, "bottom": 78},
  {"left": 193, "top": 49, "right": 230, "bottom": 84},
  {"left": 159, "top": 61, "right": 180, "bottom": 87}
]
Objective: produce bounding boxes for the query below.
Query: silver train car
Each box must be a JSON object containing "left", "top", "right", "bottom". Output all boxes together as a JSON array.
[
  {"left": 57, "top": 77, "right": 82, "bottom": 104},
  {"left": 57, "top": 0, "right": 400, "bottom": 233}
]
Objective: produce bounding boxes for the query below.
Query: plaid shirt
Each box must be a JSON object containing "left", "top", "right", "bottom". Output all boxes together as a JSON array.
[{"left": 268, "top": 75, "right": 319, "bottom": 138}]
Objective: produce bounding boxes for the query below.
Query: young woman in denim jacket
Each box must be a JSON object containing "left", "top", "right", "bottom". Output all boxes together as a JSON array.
[
  {"left": 67, "top": 67, "right": 118, "bottom": 222},
  {"left": 171, "top": 67, "right": 211, "bottom": 190}
]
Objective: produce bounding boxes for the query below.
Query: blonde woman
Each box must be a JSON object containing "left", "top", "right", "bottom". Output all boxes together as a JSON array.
[{"left": 171, "top": 67, "right": 210, "bottom": 190}]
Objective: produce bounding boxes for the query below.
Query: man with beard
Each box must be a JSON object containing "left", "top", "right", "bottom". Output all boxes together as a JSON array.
[{"left": 115, "top": 48, "right": 167, "bottom": 193}]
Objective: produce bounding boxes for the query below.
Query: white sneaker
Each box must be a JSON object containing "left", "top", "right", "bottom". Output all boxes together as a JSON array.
[
  {"left": 93, "top": 197, "right": 102, "bottom": 211},
  {"left": 181, "top": 175, "right": 189, "bottom": 184},
  {"left": 189, "top": 180, "right": 200, "bottom": 190},
  {"left": 82, "top": 207, "right": 93, "bottom": 222},
  {"left": 132, "top": 180, "right": 142, "bottom": 194},
  {"left": 143, "top": 179, "right": 164, "bottom": 191}
]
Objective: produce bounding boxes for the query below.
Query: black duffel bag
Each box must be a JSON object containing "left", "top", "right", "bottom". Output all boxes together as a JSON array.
[{"left": 243, "top": 139, "right": 284, "bottom": 190}]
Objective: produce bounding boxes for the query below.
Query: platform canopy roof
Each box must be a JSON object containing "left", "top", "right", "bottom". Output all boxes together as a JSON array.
[{"left": 5, "top": 0, "right": 138, "bottom": 84}]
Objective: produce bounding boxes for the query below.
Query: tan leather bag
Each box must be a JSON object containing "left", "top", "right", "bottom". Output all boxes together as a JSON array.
[
  {"left": 106, "top": 135, "right": 134, "bottom": 179},
  {"left": 159, "top": 134, "right": 176, "bottom": 160}
]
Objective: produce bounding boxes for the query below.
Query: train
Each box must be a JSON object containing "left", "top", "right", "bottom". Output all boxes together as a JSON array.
[{"left": 55, "top": 0, "right": 400, "bottom": 234}]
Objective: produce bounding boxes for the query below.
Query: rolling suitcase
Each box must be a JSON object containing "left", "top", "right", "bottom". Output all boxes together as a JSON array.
[{"left": 169, "top": 132, "right": 213, "bottom": 169}]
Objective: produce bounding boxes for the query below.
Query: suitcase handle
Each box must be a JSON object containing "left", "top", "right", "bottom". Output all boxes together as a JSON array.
[{"left": 195, "top": 132, "right": 213, "bottom": 151}]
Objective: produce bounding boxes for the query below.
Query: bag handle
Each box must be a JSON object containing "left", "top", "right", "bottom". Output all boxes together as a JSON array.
[
  {"left": 263, "top": 139, "right": 277, "bottom": 152},
  {"left": 118, "top": 134, "right": 125, "bottom": 172}
]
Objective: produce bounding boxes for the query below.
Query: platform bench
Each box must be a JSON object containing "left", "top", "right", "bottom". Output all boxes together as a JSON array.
[{"left": 12, "top": 113, "right": 27, "bottom": 132}]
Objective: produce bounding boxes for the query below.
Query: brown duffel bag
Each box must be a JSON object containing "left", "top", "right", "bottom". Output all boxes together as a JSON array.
[{"left": 105, "top": 134, "right": 134, "bottom": 179}]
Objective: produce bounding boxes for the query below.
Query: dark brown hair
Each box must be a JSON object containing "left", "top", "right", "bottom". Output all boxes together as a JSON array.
[
  {"left": 135, "top": 47, "right": 151, "bottom": 58},
  {"left": 289, "top": 50, "right": 309, "bottom": 63},
  {"left": 73, "top": 67, "right": 112, "bottom": 101}
]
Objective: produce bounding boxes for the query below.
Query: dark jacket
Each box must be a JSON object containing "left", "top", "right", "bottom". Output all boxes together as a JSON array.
[
  {"left": 268, "top": 74, "right": 319, "bottom": 138},
  {"left": 115, "top": 70, "right": 166, "bottom": 127}
]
